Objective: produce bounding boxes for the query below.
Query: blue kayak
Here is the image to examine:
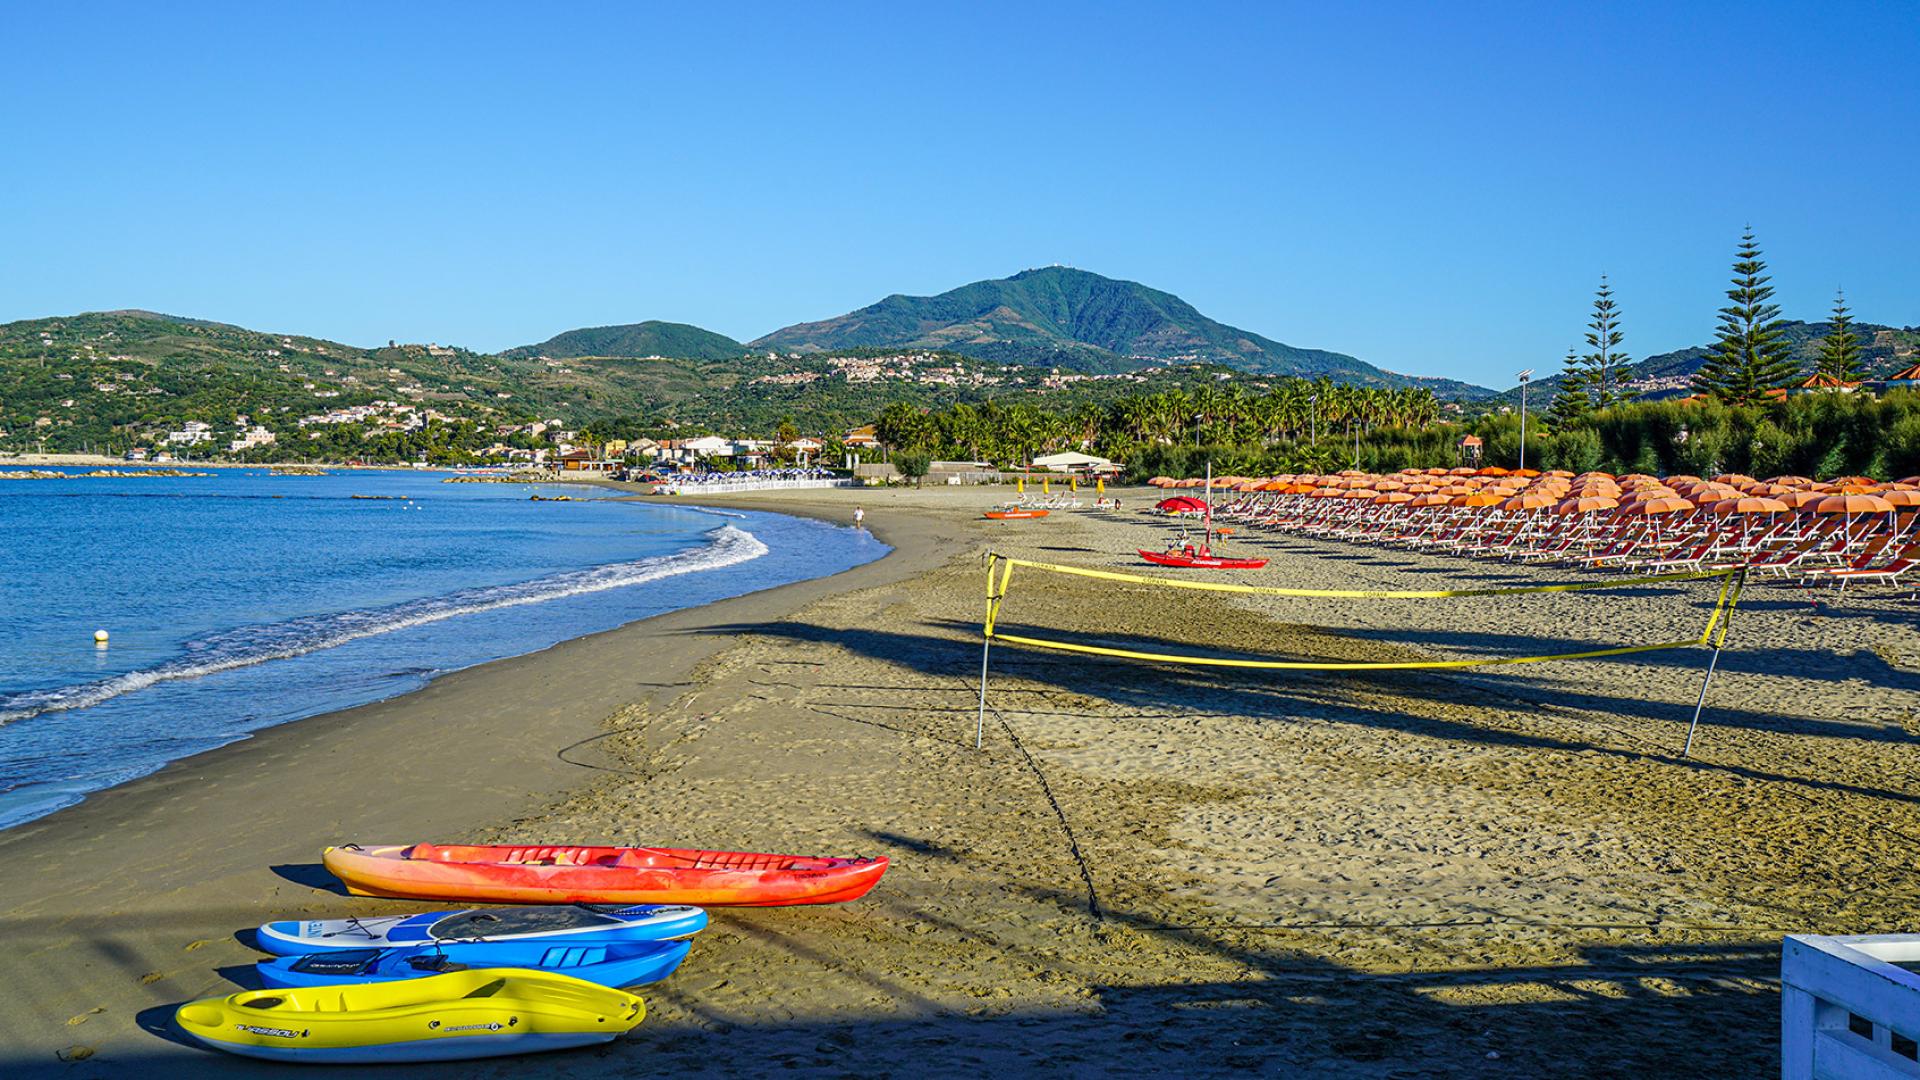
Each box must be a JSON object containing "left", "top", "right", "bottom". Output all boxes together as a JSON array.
[
  {"left": 256, "top": 938, "right": 692, "bottom": 989},
  {"left": 256, "top": 903, "right": 707, "bottom": 956}
]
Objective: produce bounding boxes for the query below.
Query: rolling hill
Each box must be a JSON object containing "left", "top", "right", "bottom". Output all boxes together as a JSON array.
[
  {"left": 749, "top": 267, "right": 1494, "bottom": 398},
  {"left": 503, "top": 320, "right": 743, "bottom": 361}
]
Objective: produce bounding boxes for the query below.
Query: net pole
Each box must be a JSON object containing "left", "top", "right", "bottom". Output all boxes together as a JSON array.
[
  {"left": 1683, "top": 644, "right": 1721, "bottom": 757},
  {"left": 1683, "top": 569, "right": 1743, "bottom": 757},
  {"left": 976, "top": 636, "right": 991, "bottom": 750}
]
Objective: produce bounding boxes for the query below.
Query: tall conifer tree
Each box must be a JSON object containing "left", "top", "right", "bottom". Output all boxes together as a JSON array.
[
  {"left": 1815, "top": 288, "right": 1863, "bottom": 381},
  {"left": 1548, "top": 347, "right": 1590, "bottom": 425},
  {"left": 1692, "top": 229, "right": 1799, "bottom": 404},
  {"left": 1582, "top": 275, "right": 1630, "bottom": 407}
]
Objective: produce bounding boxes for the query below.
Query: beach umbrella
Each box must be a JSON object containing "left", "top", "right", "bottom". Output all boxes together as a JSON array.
[
  {"left": 1373, "top": 491, "right": 1416, "bottom": 504},
  {"left": 1309, "top": 486, "right": 1344, "bottom": 498},
  {"left": 1812, "top": 493, "right": 1893, "bottom": 515},
  {"left": 1410, "top": 493, "right": 1453, "bottom": 506},
  {"left": 1341, "top": 488, "right": 1377, "bottom": 499},
  {"left": 1544, "top": 470, "right": 1577, "bottom": 478},
  {"left": 1779, "top": 490, "right": 1829, "bottom": 510},
  {"left": 1510, "top": 468, "right": 1542, "bottom": 479},
  {"left": 1711, "top": 496, "right": 1789, "bottom": 515},
  {"left": 1500, "top": 492, "right": 1557, "bottom": 511},
  {"left": 1556, "top": 495, "right": 1619, "bottom": 514},
  {"left": 1834, "top": 483, "right": 1880, "bottom": 495},
  {"left": 1627, "top": 496, "right": 1695, "bottom": 515},
  {"left": 1768, "top": 475, "right": 1815, "bottom": 487},
  {"left": 1372, "top": 479, "right": 1407, "bottom": 491},
  {"left": 1811, "top": 491, "right": 1896, "bottom": 535},
  {"left": 1714, "top": 473, "right": 1758, "bottom": 486},
  {"left": 1829, "top": 476, "right": 1878, "bottom": 487},
  {"left": 1452, "top": 492, "right": 1505, "bottom": 507},
  {"left": 1477, "top": 466, "right": 1511, "bottom": 477},
  {"left": 1405, "top": 483, "right": 1439, "bottom": 494},
  {"left": 1448, "top": 467, "right": 1479, "bottom": 476},
  {"left": 1879, "top": 490, "right": 1920, "bottom": 509}
]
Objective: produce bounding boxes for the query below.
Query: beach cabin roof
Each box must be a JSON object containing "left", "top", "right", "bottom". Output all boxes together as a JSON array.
[
  {"left": 1031, "top": 451, "right": 1113, "bottom": 471},
  {"left": 1796, "top": 372, "right": 1859, "bottom": 390},
  {"left": 844, "top": 424, "right": 880, "bottom": 447},
  {"left": 1888, "top": 363, "right": 1920, "bottom": 383},
  {"left": 1458, "top": 435, "right": 1483, "bottom": 447}
]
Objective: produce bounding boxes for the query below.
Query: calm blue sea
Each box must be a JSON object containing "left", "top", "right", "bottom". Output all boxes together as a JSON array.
[{"left": 0, "top": 469, "right": 886, "bottom": 830}]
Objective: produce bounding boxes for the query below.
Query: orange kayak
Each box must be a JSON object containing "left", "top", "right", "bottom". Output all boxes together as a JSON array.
[
  {"left": 984, "top": 509, "right": 1049, "bottom": 519},
  {"left": 323, "top": 844, "right": 889, "bottom": 907}
]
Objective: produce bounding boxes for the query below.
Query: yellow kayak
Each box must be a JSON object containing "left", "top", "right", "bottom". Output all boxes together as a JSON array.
[{"left": 175, "top": 968, "right": 644, "bottom": 1063}]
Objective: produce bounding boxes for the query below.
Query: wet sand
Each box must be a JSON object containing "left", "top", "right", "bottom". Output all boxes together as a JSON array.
[{"left": 2, "top": 484, "right": 1916, "bottom": 1077}]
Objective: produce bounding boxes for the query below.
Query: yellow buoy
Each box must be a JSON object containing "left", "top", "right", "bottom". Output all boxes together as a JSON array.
[{"left": 93, "top": 629, "right": 110, "bottom": 644}]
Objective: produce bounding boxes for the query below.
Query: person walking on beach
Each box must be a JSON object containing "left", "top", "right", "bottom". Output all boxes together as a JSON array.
[{"left": 854, "top": 507, "right": 865, "bottom": 528}]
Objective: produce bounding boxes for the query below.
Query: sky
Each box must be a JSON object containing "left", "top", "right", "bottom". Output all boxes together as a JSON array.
[{"left": 4, "top": 2, "right": 1916, "bottom": 390}]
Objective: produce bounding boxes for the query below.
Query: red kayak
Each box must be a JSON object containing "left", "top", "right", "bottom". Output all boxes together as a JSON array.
[
  {"left": 323, "top": 843, "right": 889, "bottom": 907},
  {"left": 1138, "top": 548, "right": 1268, "bottom": 569},
  {"left": 984, "top": 509, "right": 1049, "bottom": 519}
]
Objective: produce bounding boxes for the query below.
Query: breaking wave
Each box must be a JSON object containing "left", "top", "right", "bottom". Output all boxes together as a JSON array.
[{"left": 0, "top": 525, "right": 767, "bottom": 726}]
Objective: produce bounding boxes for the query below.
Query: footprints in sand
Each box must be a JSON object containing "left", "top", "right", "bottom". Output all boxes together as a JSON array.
[{"left": 65, "top": 1007, "right": 104, "bottom": 1025}]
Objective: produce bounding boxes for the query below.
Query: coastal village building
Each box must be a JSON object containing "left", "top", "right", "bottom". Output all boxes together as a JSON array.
[
  {"left": 1880, "top": 363, "right": 1920, "bottom": 393},
  {"left": 1787, "top": 372, "right": 1860, "bottom": 396},
  {"left": 165, "top": 421, "right": 214, "bottom": 446},
  {"left": 228, "top": 425, "right": 276, "bottom": 452}
]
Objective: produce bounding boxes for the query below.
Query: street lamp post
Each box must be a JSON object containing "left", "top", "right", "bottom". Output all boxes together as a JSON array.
[
  {"left": 1309, "top": 394, "right": 1318, "bottom": 446},
  {"left": 1516, "top": 369, "right": 1533, "bottom": 471}
]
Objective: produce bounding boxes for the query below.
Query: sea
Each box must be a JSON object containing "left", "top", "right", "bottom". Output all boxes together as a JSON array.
[{"left": 0, "top": 468, "right": 887, "bottom": 830}]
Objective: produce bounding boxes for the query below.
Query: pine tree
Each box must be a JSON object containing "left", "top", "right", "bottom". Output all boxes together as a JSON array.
[
  {"left": 1815, "top": 288, "right": 1863, "bottom": 381},
  {"left": 1582, "top": 274, "right": 1631, "bottom": 407},
  {"left": 1692, "top": 229, "right": 1801, "bottom": 405},
  {"left": 1548, "top": 347, "right": 1590, "bottom": 425}
]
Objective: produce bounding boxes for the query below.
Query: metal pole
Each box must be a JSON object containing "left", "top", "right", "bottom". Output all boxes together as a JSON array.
[
  {"left": 1683, "top": 570, "right": 1742, "bottom": 757},
  {"left": 976, "top": 637, "right": 991, "bottom": 750},
  {"left": 1518, "top": 374, "right": 1529, "bottom": 471},
  {"left": 1682, "top": 642, "right": 1722, "bottom": 757}
]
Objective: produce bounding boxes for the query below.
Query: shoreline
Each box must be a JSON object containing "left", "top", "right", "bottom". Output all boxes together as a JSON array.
[
  {"left": 0, "top": 476, "right": 832, "bottom": 833},
  {"left": 0, "top": 486, "right": 954, "bottom": 1075}
]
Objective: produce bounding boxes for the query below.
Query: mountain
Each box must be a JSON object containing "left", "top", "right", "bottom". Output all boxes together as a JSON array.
[
  {"left": 1495, "top": 319, "right": 1920, "bottom": 404},
  {"left": 749, "top": 267, "right": 1494, "bottom": 398},
  {"left": 0, "top": 310, "right": 1263, "bottom": 457},
  {"left": 504, "top": 320, "right": 743, "bottom": 361}
]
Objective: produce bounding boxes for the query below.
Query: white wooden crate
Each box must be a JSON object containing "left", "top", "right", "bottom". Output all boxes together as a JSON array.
[{"left": 1783, "top": 934, "right": 1920, "bottom": 1079}]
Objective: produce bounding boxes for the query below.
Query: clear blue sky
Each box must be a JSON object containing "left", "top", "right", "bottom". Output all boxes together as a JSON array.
[{"left": 5, "top": 2, "right": 1915, "bottom": 389}]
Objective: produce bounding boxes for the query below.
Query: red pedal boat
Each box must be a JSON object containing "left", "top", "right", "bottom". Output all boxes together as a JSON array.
[
  {"left": 323, "top": 843, "right": 890, "bottom": 907},
  {"left": 984, "top": 509, "right": 1049, "bottom": 519},
  {"left": 1139, "top": 462, "right": 1265, "bottom": 568},
  {"left": 1138, "top": 547, "right": 1268, "bottom": 569}
]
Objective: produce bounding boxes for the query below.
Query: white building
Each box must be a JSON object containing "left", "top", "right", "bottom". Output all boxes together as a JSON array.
[
  {"left": 165, "top": 421, "right": 214, "bottom": 446},
  {"left": 229, "top": 425, "right": 277, "bottom": 453}
]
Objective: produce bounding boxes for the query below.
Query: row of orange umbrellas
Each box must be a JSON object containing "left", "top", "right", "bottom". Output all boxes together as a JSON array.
[{"left": 1146, "top": 468, "right": 1920, "bottom": 519}]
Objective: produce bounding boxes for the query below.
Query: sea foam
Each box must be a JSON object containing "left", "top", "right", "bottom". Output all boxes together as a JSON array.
[{"left": 0, "top": 525, "right": 767, "bottom": 726}]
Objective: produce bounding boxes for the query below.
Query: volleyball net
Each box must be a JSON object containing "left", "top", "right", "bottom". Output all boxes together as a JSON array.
[{"left": 974, "top": 553, "right": 1747, "bottom": 752}]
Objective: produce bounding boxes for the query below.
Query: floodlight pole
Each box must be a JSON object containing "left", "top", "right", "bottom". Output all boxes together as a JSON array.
[{"left": 1516, "top": 369, "right": 1533, "bottom": 471}]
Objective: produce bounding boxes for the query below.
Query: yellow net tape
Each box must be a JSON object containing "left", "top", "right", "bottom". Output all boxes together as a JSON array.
[{"left": 981, "top": 554, "right": 1745, "bottom": 672}]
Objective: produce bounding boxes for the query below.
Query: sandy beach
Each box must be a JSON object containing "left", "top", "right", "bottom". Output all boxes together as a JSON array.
[{"left": 3, "top": 483, "right": 1916, "bottom": 1077}]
